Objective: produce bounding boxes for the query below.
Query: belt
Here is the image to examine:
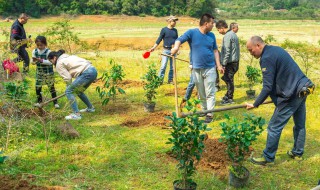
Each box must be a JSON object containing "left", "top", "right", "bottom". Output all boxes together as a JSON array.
[{"left": 163, "top": 46, "right": 172, "bottom": 50}]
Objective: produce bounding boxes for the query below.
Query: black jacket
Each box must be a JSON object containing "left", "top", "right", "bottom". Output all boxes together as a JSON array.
[
  {"left": 254, "top": 45, "right": 310, "bottom": 107},
  {"left": 10, "top": 19, "right": 26, "bottom": 41}
]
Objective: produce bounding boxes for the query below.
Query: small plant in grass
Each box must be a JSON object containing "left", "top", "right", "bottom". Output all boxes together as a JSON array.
[
  {"left": 96, "top": 59, "right": 125, "bottom": 105},
  {"left": 166, "top": 99, "right": 211, "bottom": 190},
  {"left": 245, "top": 65, "right": 261, "bottom": 98},
  {"left": 219, "top": 114, "right": 266, "bottom": 188},
  {"left": 141, "top": 64, "right": 162, "bottom": 112}
]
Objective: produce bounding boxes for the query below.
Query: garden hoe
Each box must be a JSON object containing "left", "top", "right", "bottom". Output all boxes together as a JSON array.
[{"left": 36, "top": 93, "right": 66, "bottom": 109}]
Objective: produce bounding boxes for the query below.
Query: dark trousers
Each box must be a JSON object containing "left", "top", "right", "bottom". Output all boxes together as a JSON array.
[
  {"left": 221, "top": 61, "right": 239, "bottom": 99},
  {"left": 36, "top": 85, "right": 58, "bottom": 104},
  {"left": 263, "top": 96, "right": 307, "bottom": 162},
  {"left": 13, "top": 46, "right": 30, "bottom": 73}
]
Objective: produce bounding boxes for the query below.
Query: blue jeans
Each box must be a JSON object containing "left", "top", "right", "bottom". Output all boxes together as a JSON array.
[
  {"left": 65, "top": 66, "right": 97, "bottom": 113},
  {"left": 263, "top": 96, "right": 307, "bottom": 162},
  {"left": 184, "top": 73, "right": 195, "bottom": 100},
  {"left": 159, "top": 49, "right": 173, "bottom": 82}
]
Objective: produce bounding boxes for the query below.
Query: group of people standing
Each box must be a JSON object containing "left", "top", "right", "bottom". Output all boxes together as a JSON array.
[
  {"left": 7, "top": 12, "right": 315, "bottom": 166},
  {"left": 149, "top": 13, "right": 314, "bottom": 165},
  {"left": 150, "top": 14, "right": 240, "bottom": 123},
  {"left": 9, "top": 13, "right": 97, "bottom": 120}
]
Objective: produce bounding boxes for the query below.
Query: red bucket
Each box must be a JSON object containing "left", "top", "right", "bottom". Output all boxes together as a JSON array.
[{"left": 142, "top": 51, "right": 150, "bottom": 59}]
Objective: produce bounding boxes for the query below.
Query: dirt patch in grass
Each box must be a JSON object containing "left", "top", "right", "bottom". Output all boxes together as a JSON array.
[
  {"left": 122, "top": 111, "right": 172, "bottom": 127},
  {"left": 165, "top": 138, "right": 253, "bottom": 179},
  {"left": 0, "top": 175, "right": 65, "bottom": 190}
]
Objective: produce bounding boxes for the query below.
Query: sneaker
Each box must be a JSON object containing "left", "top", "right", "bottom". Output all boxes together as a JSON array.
[
  {"left": 79, "top": 107, "right": 95, "bottom": 113},
  {"left": 34, "top": 103, "right": 41, "bottom": 107},
  {"left": 221, "top": 98, "right": 235, "bottom": 105},
  {"left": 54, "top": 104, "right": 60, "bottom": 109},
  {"left": 204, "top": 115, "right": 213, "bottom": 124},
  {"left": 287, "top": 150, "right": 303, "bottom": 161},
  {"left": 250, "top": 155, "right": 274, "bottom": 166},
  {"left": 65, "top": 113, "right": 82, "bottom": 120},
  {"left": 221, "top": 96, "right": 228, "bottom": 101}
]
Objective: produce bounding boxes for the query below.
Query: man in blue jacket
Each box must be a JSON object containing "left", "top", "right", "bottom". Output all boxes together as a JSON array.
[
  {"left": 10, "top": 13, "right": 31, "bottom": 74},
  {"left": 171, "top": 13, "right": 224, "bottom": 123},
  {"left": 246, "top": 36, "right": 314, "bottom": 165}
]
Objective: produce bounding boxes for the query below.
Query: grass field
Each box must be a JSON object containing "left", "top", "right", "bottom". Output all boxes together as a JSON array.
[{"left": 0, "top": 15, "right": 319, "bottom": 190}]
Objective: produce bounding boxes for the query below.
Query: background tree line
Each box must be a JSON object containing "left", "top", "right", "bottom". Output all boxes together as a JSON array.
[{"left": 0, "top": 0, "right": 319, "bottom": 19}]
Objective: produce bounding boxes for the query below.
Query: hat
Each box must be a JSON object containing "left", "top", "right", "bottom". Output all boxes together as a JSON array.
[{"left": 166, "top": 16, "right": 178, "bottom": 21}]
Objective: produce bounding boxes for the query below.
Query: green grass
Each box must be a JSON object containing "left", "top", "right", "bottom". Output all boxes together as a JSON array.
[{"left": 0, "top": 16, "right": 320, "bottom": 189}]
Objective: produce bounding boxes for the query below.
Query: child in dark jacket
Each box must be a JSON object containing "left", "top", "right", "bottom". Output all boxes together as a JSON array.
[{"left": 32, "top": 36, "right": 59, "bottom": 109}]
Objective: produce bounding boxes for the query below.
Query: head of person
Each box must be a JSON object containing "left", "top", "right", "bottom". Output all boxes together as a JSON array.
[
  {"left": 35, "top": 36, "right": 47, "bottom": 50},
  {"left": 215, "top": 20, "right": 228, "bottom": 35},
  {"left": 246, "top": 36, "right": 265, "bottom": 59},
  {"left": 199, "top": 13, "right": 215, "bottom": 33},
  {"left": 18, "top": 13, "right": 29, "bottom": 24},
  {"left": 166, "top": 16, "right": 178, "bottom": 27},
  {"left": 48, "top": 49, "right": 66, "bottom": 66},
  {"left": 230, "top": 22, "right": 239, "bottom": 33}
]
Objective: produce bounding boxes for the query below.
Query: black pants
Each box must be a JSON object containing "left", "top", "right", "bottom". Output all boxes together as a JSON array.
[
  {"left": 221, "top": 61, "right": 239, "bottom": 99},
  {"left": 216, "top": 67, "right": 220, "bottom": 87},
  {"left": 36, "top": 85, "right": 58, "bottom": 104},
  {"left": 13, "top": 46, "right": 30, "bottom": 73}
]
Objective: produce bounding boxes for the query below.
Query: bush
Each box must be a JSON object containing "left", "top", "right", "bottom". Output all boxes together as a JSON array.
[
  {"left": 166, "top": 100, "right": 211, "bottom": 189},
  {"left": 142, "top": 64, "right": 162, "bottom": 103},
  {"left": 96, "top": 59, "right": 126, "bottom": 105},
  {"left": 219, "top": 114, "right": 266, "bottom": 177},
  {"left": 245, "top": 65, "right": 261, "bottom": 91}
]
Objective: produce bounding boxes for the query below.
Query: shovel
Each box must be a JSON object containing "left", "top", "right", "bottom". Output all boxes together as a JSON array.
[{"left": 180, "top": 100, "right": 273, "bottom": 118}]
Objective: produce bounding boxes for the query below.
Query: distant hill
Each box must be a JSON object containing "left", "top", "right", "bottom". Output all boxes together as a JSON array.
[{"left": 216, "top": 0, "right": 320, "bottom": 19}]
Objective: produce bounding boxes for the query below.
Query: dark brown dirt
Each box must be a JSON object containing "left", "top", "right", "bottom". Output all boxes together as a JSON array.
[
  {"left": 0, "top": 175, "right": 45, "bottom": 190},
  {"left": 122, "top": 111, "right": 172, "bottom": 127},
  {"left": 166, "top": 138, "right": 253, "bottom": 179}
]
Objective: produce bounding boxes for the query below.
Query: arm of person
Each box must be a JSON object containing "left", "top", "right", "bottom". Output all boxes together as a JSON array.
[
  {"left": 171, "top": 40, "right": 181, "bottom": 55},
  {"left": 222, "top": 35, "right": 232, "bottom": 66},
  {"left": 252, "top": 58, "right": 276, "bottom": 108},
  {"left": 150, "top": 28, "right": 165, "bottom": 52},
  {"left": 56, "top": 62, "right": 72, "bottom": 84},
  {"left": 214, "top": 49, "right": 224, "bottom": 74},
  {"left": 171, "top": 30, "right": 191, "bottom": 55}
]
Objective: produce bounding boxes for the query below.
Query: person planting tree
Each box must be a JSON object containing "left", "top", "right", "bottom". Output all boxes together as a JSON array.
[
  {"left": 48, "top": 49, "right": 97, "bottom": 120},
  {"left": 246, "top": 36, "right": 315, "bottom": 165}
]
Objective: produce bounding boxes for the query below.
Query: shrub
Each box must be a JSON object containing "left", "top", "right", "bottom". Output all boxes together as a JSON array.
[
  {"left": 245, "top": 65, "right": 261, "bottom": 91},
  {"left": 96, "top": 59, "right": 125, "bottom": 105},
  {"left": 219, "top": 114, "right": 266, "bottom": 177},
  {"left": 166, "top": 100, "right": 211, "bottom": 189},
  {"left": 142, "top": 64, "right": 162, "bottom": 103}
]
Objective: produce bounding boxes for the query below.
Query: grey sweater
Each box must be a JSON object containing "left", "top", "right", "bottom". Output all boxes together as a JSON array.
[{"left": 221, "top": 30, "right": 240, "bottom": 66}]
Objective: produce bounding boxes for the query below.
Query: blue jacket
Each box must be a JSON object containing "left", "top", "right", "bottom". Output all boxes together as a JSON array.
[{"left": 254, "top": 45, "right": 310, "bottom": 107}]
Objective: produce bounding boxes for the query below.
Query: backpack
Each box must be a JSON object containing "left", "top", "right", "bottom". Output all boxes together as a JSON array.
[{"left": 2, "top": 59, "right": 20, "bottom": 75}]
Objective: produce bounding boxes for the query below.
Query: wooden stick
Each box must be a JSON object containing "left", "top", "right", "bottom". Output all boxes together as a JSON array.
[
  {"left": 172, "top": 57, "right": 180, "bottom": 117},
  {"left": 160, "top": 53, "right": 189, "bottom": 63},
  {"left": 38, "top": 93, "right": 66, "bottom": 108},
  {"left": 180, "top": 100, "right": 273, "bottom": 118}
]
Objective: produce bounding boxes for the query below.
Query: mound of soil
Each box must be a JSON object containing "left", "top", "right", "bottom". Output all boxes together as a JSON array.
[
  {"left": 56, "top": 122, "right": 80, "bottom": 138},
  {"left": 166, "top": 138, "right": 253, "bottom": 179},
  {"left": 122, "top": 111, "right": 171, "bottom": 127},
  {"left": 0, "top": 175, "right": 45, "bottom": 190}
]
